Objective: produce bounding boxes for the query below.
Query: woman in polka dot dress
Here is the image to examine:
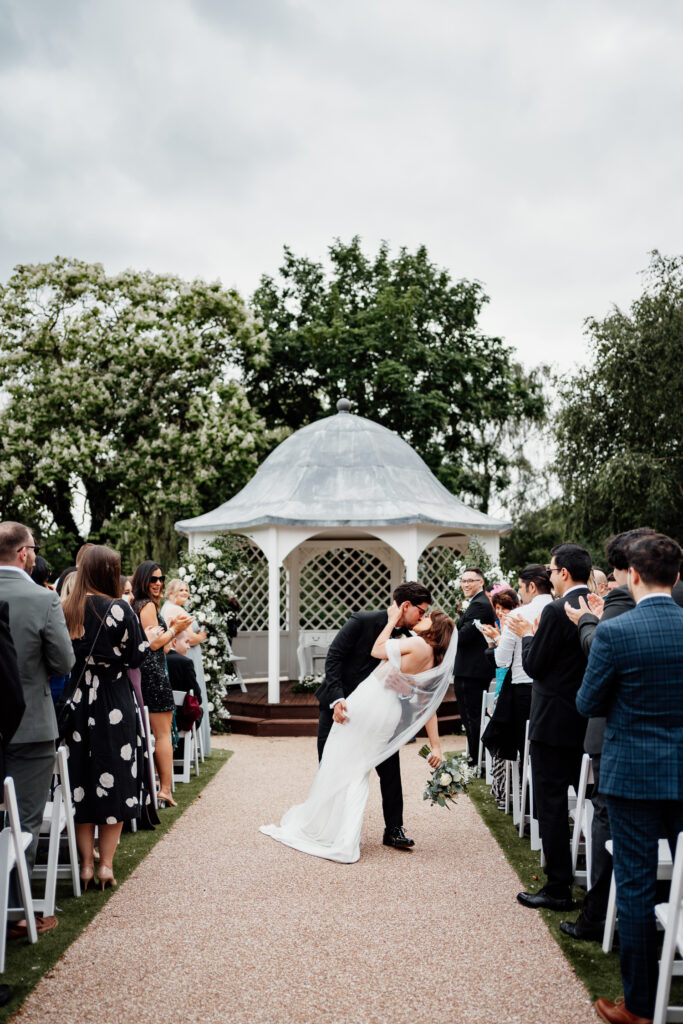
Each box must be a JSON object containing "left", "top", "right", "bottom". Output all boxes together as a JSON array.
[{"left": 62, "top": 545, "right": 150, "bottom": 890}]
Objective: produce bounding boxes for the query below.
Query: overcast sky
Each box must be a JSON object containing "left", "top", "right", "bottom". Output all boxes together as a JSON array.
[{"left": 1, "top": 0, "right": 681, "bottom": 373}]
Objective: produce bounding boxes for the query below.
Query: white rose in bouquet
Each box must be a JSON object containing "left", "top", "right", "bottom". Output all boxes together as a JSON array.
[{"left": 438, "top": 771, "right": 453, "bottom": 786}]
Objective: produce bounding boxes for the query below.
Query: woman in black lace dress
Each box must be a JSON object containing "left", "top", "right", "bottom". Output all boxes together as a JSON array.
[
  {"left": 131, "top": 562, "right": 192, "bottom": 806},
  {"left": 62, "top": 546, "right": 150, "bottom": 890}
]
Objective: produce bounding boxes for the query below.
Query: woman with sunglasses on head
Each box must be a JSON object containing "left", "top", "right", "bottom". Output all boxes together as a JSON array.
[{"left": 131, "top": 561, "right": 193, "bottom": 806}]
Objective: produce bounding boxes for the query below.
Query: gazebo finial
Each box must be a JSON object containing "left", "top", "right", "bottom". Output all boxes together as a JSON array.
[{"left": 337, "top": 397, "right": 352, "bottom": 413}]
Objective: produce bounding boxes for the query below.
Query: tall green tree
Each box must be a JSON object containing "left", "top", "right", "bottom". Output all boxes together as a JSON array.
[
  {"left": 247, "top": 238, "right": 545, "bottom": 513},
  {"left": 0, "top": 257, "right": 269, "bottom": 570},
  {"left": 556, "top": 251, "right": 683, "bottom": 547}
]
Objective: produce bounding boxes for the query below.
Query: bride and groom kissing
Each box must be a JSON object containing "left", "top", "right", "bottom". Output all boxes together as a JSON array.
[{"left": 260, "top": 583, "right": 457, "bottom": 863}]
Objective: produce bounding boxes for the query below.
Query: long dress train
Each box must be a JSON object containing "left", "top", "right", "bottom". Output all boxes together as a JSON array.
[{"left": 260, "top": 634, "right": 457, "bottom": 863}]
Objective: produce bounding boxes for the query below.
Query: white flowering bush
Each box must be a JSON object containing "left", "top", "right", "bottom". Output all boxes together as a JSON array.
[
  {"left": 171, "top": 534, "right": 252, "bottom": 734},
  {"left": 441, "top": 537, "right": 516, "bottom": 615}
]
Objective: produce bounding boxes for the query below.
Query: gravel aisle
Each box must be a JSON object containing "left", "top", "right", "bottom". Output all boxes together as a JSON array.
[{"left": 16, "top": 734, "right": 595, "bottom": 1024}]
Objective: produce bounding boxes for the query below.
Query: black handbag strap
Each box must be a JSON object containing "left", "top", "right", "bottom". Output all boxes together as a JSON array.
[{"left": 57, "top": 598, "right": 115, "bottom": 734}]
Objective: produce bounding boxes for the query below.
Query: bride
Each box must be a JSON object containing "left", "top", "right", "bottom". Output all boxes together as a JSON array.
[{"left": 260, "top": 605, "right": 457, "bottom": 863}]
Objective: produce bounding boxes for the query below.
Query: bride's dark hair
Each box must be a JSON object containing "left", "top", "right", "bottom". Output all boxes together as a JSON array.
[{"left": 418, "top": 610, "right": 455, "bottom": 666}]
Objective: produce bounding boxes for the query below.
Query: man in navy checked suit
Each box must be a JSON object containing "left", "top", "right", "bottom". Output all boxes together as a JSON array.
[{"left": 576, "top": 533, "right": 683, "bottom": 1024}]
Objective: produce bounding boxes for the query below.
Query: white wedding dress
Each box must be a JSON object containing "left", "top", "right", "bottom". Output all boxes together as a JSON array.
[{"left": 260, "top": 633, "right": 458, "bottom": 863}]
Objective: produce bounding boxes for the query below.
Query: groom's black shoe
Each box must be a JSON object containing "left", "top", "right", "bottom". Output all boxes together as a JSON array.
[{"left": 383, "top": 826, "right": 415, "bottom": 849}]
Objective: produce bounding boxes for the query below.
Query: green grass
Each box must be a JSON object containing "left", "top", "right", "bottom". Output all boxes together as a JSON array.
[
  {"left": 1, "top": 748, "right": 231, "bottom": 1021},
  {"left": 468, "top": 778, "right": 683, "bottom": 1006}
]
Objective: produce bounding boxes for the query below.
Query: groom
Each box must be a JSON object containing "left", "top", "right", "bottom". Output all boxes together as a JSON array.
[{"left": 316, "top": 582, "right": 432, "bottom": 850}]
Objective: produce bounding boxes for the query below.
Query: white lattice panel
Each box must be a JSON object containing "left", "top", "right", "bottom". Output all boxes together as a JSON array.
[
  {"left": 298, "top": 546, "right": 392, "bottom": 630},
  {"left": 235, "top": 538, "right": 288, "bottom": 632},
  {"left": 418, "top": 542, "right": 465, "bottom": 618}
]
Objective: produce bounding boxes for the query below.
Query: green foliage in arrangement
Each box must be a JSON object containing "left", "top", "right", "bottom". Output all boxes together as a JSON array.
[
  {"left": 0, "top": 258, "right": 269, "bottom": 571},
  {"left": 247, "top": 237, "right": 546, "bottom": 514},
  {"left": 555, "top": 250, "right": 683, "bottom": 549}
]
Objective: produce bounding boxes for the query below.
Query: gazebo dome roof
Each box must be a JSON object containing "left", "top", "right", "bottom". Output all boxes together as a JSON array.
[{"left": 175, "top": 401, "right": 512, "bottom": 534}]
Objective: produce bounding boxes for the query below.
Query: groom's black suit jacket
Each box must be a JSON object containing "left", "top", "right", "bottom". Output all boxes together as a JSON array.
[
  {"left": 316, "top": 611, "right": 410, "bottom": 707},
  {"left": 316, "top": 609, "right": 410, "bottom": 830}
]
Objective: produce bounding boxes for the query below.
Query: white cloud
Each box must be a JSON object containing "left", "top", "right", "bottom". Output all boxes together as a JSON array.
[{"left": 1, "top": 0, "right": 681, "bottom": 371}]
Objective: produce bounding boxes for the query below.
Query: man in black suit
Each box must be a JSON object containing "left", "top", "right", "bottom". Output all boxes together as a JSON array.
[
  {"left": 561, "top": 530, "right": 653, "bottom": 941},
  {"left": 452, "top": 567, "right": 496, "bottom": 767},
  {"left": 511, "top": 543, "right": 591, "bottom": 911},
  {"left": 317, "top": 581, "right": 432, "bottom": 850}
]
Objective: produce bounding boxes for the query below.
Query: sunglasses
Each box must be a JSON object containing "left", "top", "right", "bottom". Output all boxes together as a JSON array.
[
  {"left": 150, "top": 575, "right": 166, "bottom": 584},
  {"left": 18, "top": 544, "right": 40, "bottom": 555}
]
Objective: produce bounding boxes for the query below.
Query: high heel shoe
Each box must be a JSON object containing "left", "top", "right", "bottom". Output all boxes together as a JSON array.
[
  {"left": 156, "top": 791, "right": 177, "bottom": 807},
  {"left": 98, "top": 865, "right": 117, "bottom": 891},
  {"left": 80, "top": 865, "right": 95, "bottom": 892}
]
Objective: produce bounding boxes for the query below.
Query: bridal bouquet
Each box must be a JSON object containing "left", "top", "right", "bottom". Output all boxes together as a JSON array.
[{"left": 418, "top": 747, "right": 474, "bottom": 808}]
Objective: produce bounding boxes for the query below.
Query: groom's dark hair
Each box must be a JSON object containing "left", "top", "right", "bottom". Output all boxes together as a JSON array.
[{"left": 393, "top": 582, "right": 432, "bottom": 606}]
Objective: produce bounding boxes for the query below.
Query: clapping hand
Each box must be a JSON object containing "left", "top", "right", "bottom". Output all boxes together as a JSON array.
[
  {"left": 481, "top": 623, "right": 500, "bottom": 644},
  {"left": 173, "top": 611, "right": 194, "bottom": 633},
  {"left": 508, "top": 613, "right": 534, "bottom": 638},
  {"left": 564, "top": 594, "right": 603, "bottom": 627}
]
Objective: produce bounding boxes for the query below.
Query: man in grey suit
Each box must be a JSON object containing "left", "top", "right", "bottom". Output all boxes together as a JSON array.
[{"left": 0, "top": 521, "right": 75, "bottom": 934}]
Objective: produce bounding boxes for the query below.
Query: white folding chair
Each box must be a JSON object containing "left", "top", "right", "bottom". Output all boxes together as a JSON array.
[
  {"left": 478, "top": 688, "right": 496, "bottom": 782},
  {"left": 32, "top": 746, "right": 81, "bottom": 916},
  {"left": 518, "top": 721, "right": 542, "bottom": 851},
  {"left": 503, "top": 757, "right": 522, "bottom": 824},
  {"left": 0, "top": 776, "right": 38, "bottom": 972},
  {"left": 654, "top": 830, "right": 683, "bottom": 1024},
  {"left": 602, "top": 838, "right": 674, "bottom": 953},
  {"left": 172, "top": 690, "right": 199, "bottom": 785},
  {"left": 570, "top": 753, "right": 594, "bottom": 888},
  {"left": 142, "top": 705, "right": 159, "bottom": 809}
]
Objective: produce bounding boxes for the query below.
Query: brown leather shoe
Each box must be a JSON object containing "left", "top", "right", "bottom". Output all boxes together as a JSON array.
[
  {"left": 595, "top": 996, "right": 652, "bottom": 1024},
  {"left": 7, "top": 915, "right": 58, "bottom": 940}
]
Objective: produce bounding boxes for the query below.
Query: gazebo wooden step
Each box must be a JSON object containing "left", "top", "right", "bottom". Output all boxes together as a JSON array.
[
  {"left": 226, "top": 682, "right": 461, "bottom": 738},
  {"left": 229, "top": 714, "right": 318, "bottom": 737}
]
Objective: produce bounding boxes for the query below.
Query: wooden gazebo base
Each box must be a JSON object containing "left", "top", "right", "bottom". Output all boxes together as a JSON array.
[{"left": 225, "top": 682, "right": 461, "bottom": 738}]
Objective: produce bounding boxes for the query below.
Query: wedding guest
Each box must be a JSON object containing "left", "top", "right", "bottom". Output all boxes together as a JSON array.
[
  {"left": 560, "top": 529, "right": 653, "bottom": 942},
  {"left": 592, "top": 568, "right": 609, "bottom": 596},
  {"left": 31, "top": 556, "right": 53, "bottom": 588},
  {"left": 162, "top": 578, "right": 210, "bottom": 754},
  {"left": 167, "top": 630, "right": 204, "bottom": 747},
  {"left": 0, "top": 521, "right": 74, "bottom": 937},
  {"left": 576, "top": 533, "right": 683, "bottom": 1024},
  {"left": 511, "top": 543, "right": 591, "bottom": 912},
  {"left": 62, "top": 545, "right": 150, "bottom": 890},
  {"left": 483, "top": 565, "right": 553, "bottom": 760},
  {"left": 606, "top": 572, "right": 618, "bottom": 592},
  {"left": 121, "top": 576, "right": 133, "bottom": 603},
  {"left": 55, "top": 565, "right": 76, "bottom": 596},
  {"left": 453, "top": 567, "right": 496, "bottom": 767},
  {"left": 0, "top": 599, "right": 25, "bottom": 779},
  {"left": 132, "top": 562, "right": 192, "bottom": 806}
]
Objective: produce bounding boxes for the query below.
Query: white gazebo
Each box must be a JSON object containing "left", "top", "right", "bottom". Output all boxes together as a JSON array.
[{"left": 175, "top": 399, "right": 512, "bottom": 703}]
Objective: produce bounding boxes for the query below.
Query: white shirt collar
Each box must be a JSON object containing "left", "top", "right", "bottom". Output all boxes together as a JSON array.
[
  {"left": 0, "top": 564, "right": 31, "bottom": 576},
  {"left": 562, "top": 584, "right": 588, "bottom": 597},
  {"left": 637, "top": 591, "right": 673, "bottom": 604}
]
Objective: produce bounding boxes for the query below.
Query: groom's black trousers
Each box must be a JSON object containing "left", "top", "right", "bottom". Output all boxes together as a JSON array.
[{"left": 317, "top": 705, "right": 404, "bottom": 830}]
